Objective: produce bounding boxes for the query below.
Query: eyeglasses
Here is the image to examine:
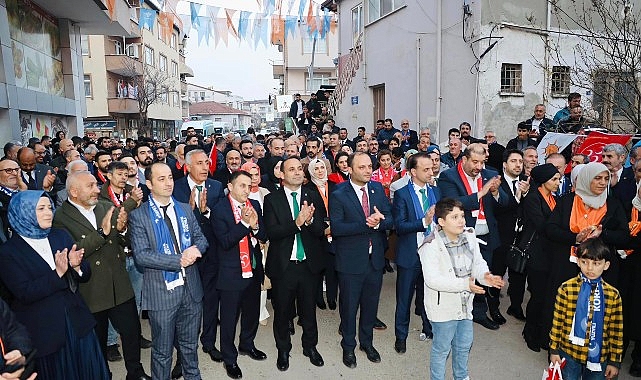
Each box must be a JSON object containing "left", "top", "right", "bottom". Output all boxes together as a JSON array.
[{"left": 0, "top": 168, "right": 19, "bottom": 174}]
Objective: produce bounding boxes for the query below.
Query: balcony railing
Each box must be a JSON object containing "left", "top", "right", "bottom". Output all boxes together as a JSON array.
[{"left": 105, "top": 54, "right": 143, "bottom": 76}]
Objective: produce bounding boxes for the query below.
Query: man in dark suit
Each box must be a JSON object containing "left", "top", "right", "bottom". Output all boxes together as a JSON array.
[
  {"left": 263, "top": 157, "right": 327, "bottom": 371},
  {"left": 604, "top": 143, "right": 636, "bottom": 214},
  {"left": 505, "top": 122, "right": 537, "bottom": 151},
  {"left": 437, "top": 143, "right": 509, "bottom": 330},
  {"left": 392, "top": 152, "right": 439, "bottom": 354},
  {"left": 329, "top": 152, "right": 394, "bottom": 368},
  {"left": 546, "top": 153, "right": 572, "bottom": 196},
  {"left": 129, "top": 163, "right": 208, "bottom": 380},
  {"left": 211, "top": 171, "right": 267, "bottom": 379},
  {"left": 487, "top": 149, "right": 530, "bottom": 324},
  {"left": 399, "top": 120, "right": 419, "bottom": 152},
  {"left": 53, "top": 171, "right": 150, "bottom": 380},
  {"left": 339, "top": 128, "right": 355, "bottom": 150},
  {"left": 16, "top": 147, "right": 63, "bottom": 197},
  {"left": 528, "top": 103, "right": 555, "bottom": 143},
  {"left": 173, "top": 148, "right": 226, "bottom": 364},
  {"left": 213, "top": 149, "right": 242, "bottom": 186}
]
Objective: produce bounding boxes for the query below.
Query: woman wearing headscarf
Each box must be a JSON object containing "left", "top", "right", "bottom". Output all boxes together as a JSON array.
[
  {"left": 259, "top": 156, "right": 283, "bottom": 193},
  {"left": 543, "top": 162, "right": 628, "bottom": 347},
  {"left": 241, "top": 161, "right": 272, "bottom": 325},
  {"left": 520, "top": 163, "right": 560, "bottom": 352},
  {"left": 0, "top": 191, "right": 109, "bottom": 380},
  {"left": 305, "top": 159, "right": 338, "bottom": 310}
]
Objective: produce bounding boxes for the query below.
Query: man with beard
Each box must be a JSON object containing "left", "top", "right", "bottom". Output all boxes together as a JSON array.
[
  {"left": 33, "top": 143, "right": 47, "bottom": 165},
  {"left": 214, "top": 149, "right": 242, "bottom": 186},
  {"left": 323, "top": 133, "right": 341, "bottom": 171},
  {"left": 376, "top": 119, "right": 399, "bottom": 150},
  {"left": 240, "top": 140, "right": 255, "bottom": 163},
  {"left": 120, "top": 154, "right": 150, "bottom": 202},
  {"left": 94, "top": 151, "right": 113, "bottom": 188},
  {"left": 135, "top": 145, "right": 154, "bottom": 182},
  {"left": 300, "top": 138, "right": 331, "bottom": 174}
]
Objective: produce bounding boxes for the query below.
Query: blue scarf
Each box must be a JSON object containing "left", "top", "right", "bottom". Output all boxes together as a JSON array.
[
  {"left": 569, "top": 273, "right": 604, "bottom": 371},
  {"left": 406, "top": 180, "right": 436, "bottom": 236},
  {"left": 148, "top": 196, "right": 191, "bottom": 285},
  {"left": 8, "top": 191, "right": 52, "bottom": 239}
]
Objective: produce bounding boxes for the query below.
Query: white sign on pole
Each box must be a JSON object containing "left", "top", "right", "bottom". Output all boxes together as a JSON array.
[{"left": 276, "top": 95, "right": 293, "bottom": 113}]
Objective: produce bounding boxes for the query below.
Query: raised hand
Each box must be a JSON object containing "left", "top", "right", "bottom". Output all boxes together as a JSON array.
[
  {"left": 101, "top": 206, "right": 115, "bottom": 235},
  {"left": 484, "top": 272, "right": 505, "bottom": 288},
  {"left": 241, "top": 205, "right": 253, "bottom": 225},
  {"left": 42, "top": 170, "right": 56, "bottom": 190},
  {"left": 366, "top": 205, "right": 385, "bottom": 227},
  {"left": 67, "top": 244, "right": 84, "bottom": 268},
  {"left": 115, "top": 207, "right": 128, "bottom": 232},
  {"left": 130, "top": 187, "right": 143, "bottom": 203},
  {"left": 54, "top": 249, "right": 69, "bottom": 277},
  {"left": 199, "top": 188, "right": 208, "bottom": 213},
  {"left": 424, "top": 205, "right": 435, "bottom": 224},
  {"left": 188, "top": 187, "right": 197, "bottom": 210}
]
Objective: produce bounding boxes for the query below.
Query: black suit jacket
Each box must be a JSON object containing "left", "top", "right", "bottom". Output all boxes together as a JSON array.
[
  {"left": 210, "top": 198, "right": 267, "bottom": 290},
  {"left": 399, "top": 130, "right": 419, "bottom": 151},
  {"left": 495, "top": 174, "right": 527, "bottom": 245},
  {"left": 263, "top": 187, "right": 327, "bottom": 280},
  {"left": 212, "top": 168, "right": 232, "bottom": 186},
  {"left": 611, "top": 166, "right": 636, "bottom": 215}
]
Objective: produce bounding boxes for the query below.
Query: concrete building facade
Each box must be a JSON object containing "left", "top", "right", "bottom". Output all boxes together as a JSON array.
[{"left": 0, "top": 0, "right": 136, "bottom": 144}]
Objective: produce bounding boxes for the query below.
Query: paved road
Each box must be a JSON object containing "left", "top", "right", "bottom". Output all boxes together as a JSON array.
[{"left": 110, "top": 270, "right": 637, "bottom": 379}]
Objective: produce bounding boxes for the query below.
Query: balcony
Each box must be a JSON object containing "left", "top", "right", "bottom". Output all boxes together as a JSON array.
[
  {"left": 105, "top": 55, "right": 143, "bottom": 76},
  {"left": 108, "top": 97, "right": 139, "bottom": 114},
  {"left": 272, "top": 64, "right": 284, "bottom": 79}
]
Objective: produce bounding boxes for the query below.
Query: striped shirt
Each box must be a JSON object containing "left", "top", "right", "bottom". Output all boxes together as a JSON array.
[{"left": 549, "top": 275, "right": 623, "bottom": 367}]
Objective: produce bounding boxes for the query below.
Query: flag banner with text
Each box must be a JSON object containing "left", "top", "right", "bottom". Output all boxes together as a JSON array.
[{"left": 576, "top": 132, "right": 632, "bottom": 162}]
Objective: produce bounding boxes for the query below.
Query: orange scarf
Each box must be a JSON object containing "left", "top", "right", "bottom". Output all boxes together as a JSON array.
[
  {"left": 538, "top": 187, "right": 556, "bottom": 211},
  {"left": 569, "top": 195, "right": 607, "bottom": 233}
]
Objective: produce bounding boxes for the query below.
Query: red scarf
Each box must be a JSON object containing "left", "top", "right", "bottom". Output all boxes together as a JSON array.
[
  {"left": 457, "top": 162, "right": 485, "bottom": 220},
  {"left": 176, "top": 161, "right": 187, "bottom": 175},
  {"left": 96, "top": 170, "right": 107, "bottom": 184},
  {"left": 229, "top": 195, "right": 254, "bottom": 278},
  {"left": 108, "top": 185, "right": 129, "bottom": 207}
]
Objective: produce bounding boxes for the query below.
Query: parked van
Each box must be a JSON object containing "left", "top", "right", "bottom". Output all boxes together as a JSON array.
[{"left": 180, "top": 120, "right": 231, "bottom": 137}]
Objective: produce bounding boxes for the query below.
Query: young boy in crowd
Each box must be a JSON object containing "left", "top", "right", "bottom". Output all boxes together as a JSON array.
[
  {"left": 418, "top": 198, "right": 504, "bottom": 380},
  {"left": 549, "top": 238, "right": 623, "bottom": 380}
]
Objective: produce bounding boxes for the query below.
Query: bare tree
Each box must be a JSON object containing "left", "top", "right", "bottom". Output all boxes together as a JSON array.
[
  {"left": 546, "top": 0, "right": 641, "bottom": 133},
  {"left": 121, "top": 58, "right": 178, "bottom": 137}
]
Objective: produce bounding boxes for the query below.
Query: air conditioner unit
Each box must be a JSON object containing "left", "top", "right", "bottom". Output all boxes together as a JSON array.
[{"left": 126, "top": 44, "right": 139, "bottom": 59}]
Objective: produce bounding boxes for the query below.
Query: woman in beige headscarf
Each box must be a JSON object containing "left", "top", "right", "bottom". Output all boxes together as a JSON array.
[{"left": 543, "top": 162, "right": 628, "bottom": 345}]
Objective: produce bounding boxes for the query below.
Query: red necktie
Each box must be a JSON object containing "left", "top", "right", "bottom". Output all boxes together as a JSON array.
[{"left": 360, "top": 187, "right": 370, "bottom": 217}]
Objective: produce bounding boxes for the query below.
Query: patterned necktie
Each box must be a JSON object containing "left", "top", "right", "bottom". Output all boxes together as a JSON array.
[
  {"left": 360, "top": 187, "right": 370, "bottom": 217},
  {"left": 291, "top": 192, "right": 305, "bottom": 261},
  {"left": 419, "top": 188, "right": 429, "bottom": 213},
  {"left": 512, "top": 180, "right": 518, "bottom": 197}
]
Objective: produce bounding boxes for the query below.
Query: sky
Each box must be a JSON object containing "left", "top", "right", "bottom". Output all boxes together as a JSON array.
[{"left": 176, "top": 0, "right": 322, "bottom": 101}]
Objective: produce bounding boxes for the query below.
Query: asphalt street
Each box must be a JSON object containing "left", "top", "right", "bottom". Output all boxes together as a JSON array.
[{"left": 110, "top": 270, "right": 637, "bottom": 379}]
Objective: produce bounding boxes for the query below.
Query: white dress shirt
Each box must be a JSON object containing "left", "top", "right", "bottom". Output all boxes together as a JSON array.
[
  {"left": 283, "top": 186, "right": 305, "bottom": 261},
  {"left": 68, "top": 199, "right": 98, "bottom": 229},
  {"left": 21, "top": 235, "right": 55, "bottom": 270}
]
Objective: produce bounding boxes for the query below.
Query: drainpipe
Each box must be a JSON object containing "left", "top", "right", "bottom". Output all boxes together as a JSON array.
[
  {"left": 544, "top": 0, "right": 552, "bottom": 107},
  {"left": 416, "top": 36, "right": 421, "bottom": 131},
  {"left": 435, "top": 0, "right": 442, "bottom": 142}
]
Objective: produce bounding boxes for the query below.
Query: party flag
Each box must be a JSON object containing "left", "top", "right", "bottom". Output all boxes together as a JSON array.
[
  {"left": 139, "top": 8, "right": 157, "bottom": 31},
  {"left": 106, "top": 0, "right": 116, "bottom": 21},
  {"left": 190, "top": 2, "right": 201, "bottom": 29},
  {"left": 238, "top": 11, "right": 251, "bottom": 41},
  {"left": 298, "top": 0, "right": 307, "bottom": 21},
  {"left": 284, "top": 15, "right": 297, "bottom": 40},
  {"left": 271, "top": 15, "right": 285, "bottom": 45},
  {"left": 226, "top": 9, "right": 239, "bottom": 40}
]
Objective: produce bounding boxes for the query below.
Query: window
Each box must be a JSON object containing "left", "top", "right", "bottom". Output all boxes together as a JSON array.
[
  {"left": 551, "top": 66, "right": 570, "bottom": 96},
  {"left": 159, "top": 54, "right": 167, "bottom": 72},
  {"left": 173, "top": 92, "right": 179, "bottom": 107},
  {"left": 368, "top": 0, "right": 403, "bottom": 23},
  {"left": 303, "top": 34, "right": 328, "bottom": 54},
  {"left": 126, "top": 44, "right": 139, "bottom": 58},
  {"left": 214, "top": 117, "right": 222, "bottom": 122},
  {"left": 114, "top": 40, "right": 122, "bottom": 55},
  {"left": 160, "top": 91, "right": 168, "bottom": 104},
  {"left": 200, "top": 91, "right": 205, "bottom": 101},
  {"left": 171, "top": 61, "right": 178, "bottom": 77},
  {"left": 170, "top": 33, "right": 177, "bottom": 49},
  {"left": 352, "top": 4, "right": 364, "bottom": 46},
  {"left": 593, "top": 70, "right": 637, "bottom": 121},
  {"left": 144, "top": 45, "right": 154, "bottom": 66},
  {"left": 84, "top": 75, "right": 92, "bottom": 97},
  {"left": 306, "top": 73, "right": 333, "bottom": 93},
  {"left": 500, "top": 63, "right": 522, "bottom": 94},
  {"left": 372, "top": 84, "right": 385, "bottom": 122},
  {"left": 81, "top": 35, "right": 90, "bottom": 56}
]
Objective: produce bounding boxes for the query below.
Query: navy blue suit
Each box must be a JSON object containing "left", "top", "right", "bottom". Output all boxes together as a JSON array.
[
  {"left": 210, "top": 198, "right": 266, "bottom": 366},
  {"left": 438, "top": 166, "right": 509, "bottom": 320},
  {"left": 173, "top": 176, "right": 225, "bottom": 352},
  {"left": 611, "top": 166, "right": 637, "bottom": 215},
  {"left": 392, "top": 182, "right": 439, "bottom": 340},
  {"left": 330, "top": 180, "right": 393, "bottom": 351},
  {"left": 0, "top": 229, "right": 94, "bottom": 358}
]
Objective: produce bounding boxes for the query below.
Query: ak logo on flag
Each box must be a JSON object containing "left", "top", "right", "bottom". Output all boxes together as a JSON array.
[{"left": 536, "top": 132, "right": 578, "bottom": 165}]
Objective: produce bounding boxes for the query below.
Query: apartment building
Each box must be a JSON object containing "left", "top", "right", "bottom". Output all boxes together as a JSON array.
[
  {"left": 0, "top": 0, "right": 136, "bottom": 144},
  {"left": 83, "top": 0, "right": 192, "bottom": 140},
  {"left": 187, "top": 84, "right": 244, "bottom": 110}
]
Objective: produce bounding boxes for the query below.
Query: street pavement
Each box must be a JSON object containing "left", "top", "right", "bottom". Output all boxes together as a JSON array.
[{"left": 110, "top": 270, "right": 637, "bottom": 379}]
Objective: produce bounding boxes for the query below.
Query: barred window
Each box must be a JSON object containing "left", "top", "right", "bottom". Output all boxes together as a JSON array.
[
  {"left": 551, "top": 66, "right": 570, "bottom": 96},
  {"left": 500, "top": 63, "right": 522, "bottom": 94}
]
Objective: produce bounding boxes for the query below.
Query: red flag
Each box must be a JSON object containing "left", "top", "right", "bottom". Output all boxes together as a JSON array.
[
  {"left": 209, "top": 146, "right": 218, "bottom": 175},
  {"left": 576, "top": 131, "right": 632, "bottom": 162}
]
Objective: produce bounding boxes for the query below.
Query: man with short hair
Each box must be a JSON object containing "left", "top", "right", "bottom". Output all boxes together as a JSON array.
[
  {"left": 300, "top": 138, "right": 331, "bottom": 173},
  {"left": 368, "top": 138, "right": 380, "bottom": 170},
  {"left": 129, "top": 163, "right": 208, "bottom": 380},
  {"left": 253, "top": 143, "right": 266, "bottom": 161},
  {"left": 173, "top": 149, "right": 226, "bottom": 367},
  {"left": 214, "top": 149, "right": 242, "bottom": 185},
  {"left": 459, "top": 122, "right": 476, "bottom": 145},
  {"left": 50, "top": 138, "right": 74, "bottom": 173},
  {"left": 94, "top": 151, "right": 113, "bottom": 187},
  {"left": 211, "top": 170, "right": 267, "bottom": 379},
  {"left": 441, "top": 138, "right": 463, "bottom": 169},
  {"left": 392, "top": 152, "right": 438, "bottom": 354},
  {"left": 284, "top": 142, "right": 300, "bottom": 159},
  {"left": 506, "top": 122, "right": 537, "bottom": 151},
  {"left": 377, "top": 119, "right": 400, "bottom": 149},
  {"left": 268, "top": 138, "right": 285, "bottom": 159},
  {"left": 339, "top": 128, "right": 354, "bottom": 149},
  {"left": 186, "top": 135, "right": 200, "bottom": 147},
  {"left": 355, "top": 140, "right": 368, "bottom": 153},
  {"left": 121, "top": 155, "right": 150, "bottom": 202},
  {"left": 0, "top": 159, "right": 25, "bottom": 240},
  {"left": 16, "top": 147, "right": 61, "bottom": 194},
  {"left": 289, "top": 93, "right": 305, "bottom": 120},
  {"left": 306, "top": 93, "right": 322, "bottom": 117},
  {"left": 557, "top": 105, "right": 588, "bottom": 133},
  {"left": 330, "top": 152, "right": 394, "bottom": 368},
  {"left": 603, "top": 143, "right": 636, "bottom": 213},
  {"left": 523, "top": 146, "right": 538, "bottom": 177},
  {"left": 553, "top": 92, "right": 581, "bottom": 124},
  {"left": 324, "top": 133, "right": 341, "bottom": 171},
  {"left": 135, "top": 144, "right": 154, "bottom": 182},
  {"left": 374, "top": 120, "right": 385, "bottom": 136},
  {"left": 546, "top": 153, "right": 570, "bottom": 195},
  {"left": 54, "top": 171, "right": 150, "bottom": 380},
  {"left": 240, "top": 140, "right": 255, "bottom": 162},
  {"left": 33, "top": 143, "right": 47, "bottom": 165},
  {"left": 399, "top": 121, "right": 419, "bottom": 152},
  {"left": 98, "top": 136, "right": 112, "bottom": 150},
  {"left": 528, "top": 104, "right": 554, "bottom": 139},
  {"left": 416, "top": 136, "right": 430, "bottom": 153},
  {"left": 438, "top": 144, "right": 509, "bottom": 330},
  {"left": 110, "top": 147, "right": 123, "bottom": 162},
  {"left": 570, "top": 153, "right": 590, "bottom": 167}
]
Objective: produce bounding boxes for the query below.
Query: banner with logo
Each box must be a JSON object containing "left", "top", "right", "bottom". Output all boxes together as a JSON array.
[
  {"left": 576, "top": 131, "right": 632, "bottom": 162},
  {"left": 536, "top": 132, "right": 578, "bottom": 165}
]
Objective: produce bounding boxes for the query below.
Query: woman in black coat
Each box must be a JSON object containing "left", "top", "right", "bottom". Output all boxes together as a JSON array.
[
  {"left": 543, "top": 163, "right": 629, "bottom": 349},
  {"left": 520, "top": 164, "right": 560, "bottom": 352}
]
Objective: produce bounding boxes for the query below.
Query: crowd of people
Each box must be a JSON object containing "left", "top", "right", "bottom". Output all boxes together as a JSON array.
[{"left": 0, "top": 91, "right": 637, "bottom": 380}]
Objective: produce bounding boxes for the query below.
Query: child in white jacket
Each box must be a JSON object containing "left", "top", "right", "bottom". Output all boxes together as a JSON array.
[{"left": 418, "top": 198, "right": 504, "bottom": 380}]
